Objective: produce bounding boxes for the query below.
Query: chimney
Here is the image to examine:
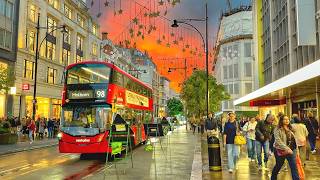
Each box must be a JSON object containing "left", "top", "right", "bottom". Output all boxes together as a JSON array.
[{"left": 102, "top": 32, "right": 108, "bottom": 40}]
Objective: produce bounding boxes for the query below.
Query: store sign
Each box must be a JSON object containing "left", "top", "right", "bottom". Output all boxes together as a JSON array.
[
  {"left": 22, "top": 84, "right": 30, "bottom": 90},
  {"left": 249, "top": 99, "right": 286, "bottom": 107},
  {"left": 125, "top": 90, "right": 149, "bottom": 107},
  {"left": 68, "top": 90, "right": 93, "bottom": 99}
]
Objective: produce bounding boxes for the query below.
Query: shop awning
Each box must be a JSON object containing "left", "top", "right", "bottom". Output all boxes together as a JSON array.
[{"left": 234, "top": 59, "right": 320, "bottom": 106}]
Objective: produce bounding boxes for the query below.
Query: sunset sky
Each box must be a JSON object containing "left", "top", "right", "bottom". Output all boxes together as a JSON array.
[{"left": 88, "top": 0, "right": 251, "bottom": 92}]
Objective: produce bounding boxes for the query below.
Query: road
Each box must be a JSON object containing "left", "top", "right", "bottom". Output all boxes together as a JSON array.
[{"left": 0, "top": 146, "right": 106, "bottom": 180}]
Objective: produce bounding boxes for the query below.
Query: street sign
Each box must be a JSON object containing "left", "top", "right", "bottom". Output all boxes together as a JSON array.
[{"left": 22, "top": 84, "right": 30, "bottom": 90}]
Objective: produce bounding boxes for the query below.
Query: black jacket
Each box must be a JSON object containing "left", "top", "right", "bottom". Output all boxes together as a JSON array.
[
  {"left": 205, "top": 118, "right": 217, "bottom": 130},
  {"left": 255, "top": 120, "right": 275, "bottom": 142},
  {"left": 305, "top": 117, "right": 319, "bottom": 136}
]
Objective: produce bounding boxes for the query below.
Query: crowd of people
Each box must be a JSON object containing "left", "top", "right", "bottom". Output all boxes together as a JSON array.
[
  {"left": 194, "top": 111, "right": 319, "bottom": 180},
  {"left": 0, "top": 116, "right": 60, "bottom": 144}
]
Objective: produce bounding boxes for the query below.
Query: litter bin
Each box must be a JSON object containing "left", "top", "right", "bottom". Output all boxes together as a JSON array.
[{"left": 207, "top": 135, "right": 221, "bottom": 171}]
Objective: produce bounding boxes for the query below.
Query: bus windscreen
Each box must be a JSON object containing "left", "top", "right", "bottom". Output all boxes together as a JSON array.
[{"left": 67, "top": 64, "right": 111, "bottom": 84}]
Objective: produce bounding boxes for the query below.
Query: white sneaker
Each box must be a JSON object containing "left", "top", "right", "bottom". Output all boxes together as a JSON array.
[
  {"left": 29, "top": 141, "right": 33, "bottom": 144},
  {"left": 228, "top": 169, "right": 233, "bottom": 173},
  {"left": 251, "top": 158, "right": 256, "bottom": 162},
  {"left": 311, "top": 150, "right": 316, "bottom": 154}
]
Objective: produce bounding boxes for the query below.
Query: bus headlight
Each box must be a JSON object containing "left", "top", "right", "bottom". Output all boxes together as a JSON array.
[{"left": 57, "top": 133, "right": 63, "bottom": 140}]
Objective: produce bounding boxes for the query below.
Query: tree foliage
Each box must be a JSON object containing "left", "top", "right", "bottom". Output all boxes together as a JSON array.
[
  {"left": 0, "top": 66, "right": 15, "bottom": 94},
  {"left": 181, "top": 70, "right": 229, "bottom": 118},
  {"left": 167, "top": 97, "right": 183, "bottom": 116}
]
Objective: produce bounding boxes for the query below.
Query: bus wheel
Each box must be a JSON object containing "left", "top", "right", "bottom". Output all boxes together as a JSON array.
[{"left": 80, "top": 153, "right": 88, "bottom": 160}]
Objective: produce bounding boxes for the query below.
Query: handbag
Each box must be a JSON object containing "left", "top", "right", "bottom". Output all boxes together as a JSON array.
[
  {"left": 234, "top": 135, "right": 246, "bottom": 145},
  {"left": 275, "top": 148, "right": 289, "bottom": 156}
]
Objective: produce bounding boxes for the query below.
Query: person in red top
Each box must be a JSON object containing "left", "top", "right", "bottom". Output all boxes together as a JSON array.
[{"left": 27, "top": 119, "right": 36, "bottom": 144}]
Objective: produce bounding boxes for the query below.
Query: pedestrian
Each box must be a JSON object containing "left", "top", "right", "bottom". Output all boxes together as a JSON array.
[
  {"left": 47, "top": 118, "right": 54, "bottom": 138},
  {"left": 38, "top": 118, "right": 45, "bottom": 139},
  {"left": 223, "top": 112, "right": 240, "bottom": 173},
  {"left": 304, "top": 112, "right": 319, "bottom": 154},
  {"left": 27, "top": 119, "right": 36, "bottom": 144},
  {"left": 200, "top": 116, "right": 205, "bottom": 134},
  {"left": 240, "top": 117, "right": 247, "bottom": 130},
  {"left": 255, "top": 114, "right": 276, "bottom": 170},
  {"left": 191, "top": 115, "right": 197, "bottom": 134},
  {"left": 291, "top": 115, "right": 308, "bottom": 166},
  {"left": 205, "top": 112, "right": 218, "bottom": 132},
  {"left": 243, "top": 117, "right": 257, "bottom": 162},
  {"left": 271, "top": 115, "right": 300, "bottom": 180}
]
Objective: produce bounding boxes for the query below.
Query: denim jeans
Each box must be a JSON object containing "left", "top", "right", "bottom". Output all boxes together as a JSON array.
[
  {"left": 256, "top": 140, "right": 269, "bottom": 166},
  {"left": 247, "top": 138, "right": 256, "bottom": 159},
  {"left": 226, "top": 144, "right": 239, "bottom": 170},
  {"left": 29, "top": 130, "right": 34, "bottom": 142},
  {"left": 48, "top": 127, "right": 53, "bottom": 138},
  {"left": 308, "top": 135, "right": 316, "bottom": 151},
  {"left": 271, "top": 150, "right": 299, "bottom": 180}
]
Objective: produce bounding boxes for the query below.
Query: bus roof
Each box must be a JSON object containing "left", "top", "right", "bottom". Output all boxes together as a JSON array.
[{"left": 66, "top": 61, "right": 153, "bottom": 91}]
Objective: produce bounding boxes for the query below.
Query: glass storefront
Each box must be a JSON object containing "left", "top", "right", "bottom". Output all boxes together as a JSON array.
[
  {"left": 0, "top": 94, "right": 5, "bottom": 118},
  {"left": 52, "top": 99, "right": 61, "bottom": 119},
  {"left": 26, "top": 96, "right": 50, "bottom": 119}
]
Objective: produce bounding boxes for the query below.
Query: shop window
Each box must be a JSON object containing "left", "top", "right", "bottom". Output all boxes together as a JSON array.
[
  {"left": 47, "top": 67, "right": 57, "bottom": 84},
  {"left": 24, "top": 60, "right": 34, "bottom": 79}
]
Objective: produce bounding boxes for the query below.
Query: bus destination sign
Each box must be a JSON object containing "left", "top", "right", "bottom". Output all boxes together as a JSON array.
[{"left": 68, "top": 90, "right": 93, "bottom": 99}]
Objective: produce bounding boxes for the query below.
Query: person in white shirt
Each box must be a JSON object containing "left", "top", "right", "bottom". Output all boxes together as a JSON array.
[
  {"left": 291, "top": 115, "right": 308, "bottom": 166},
  {"left": 243, "top": 117, "right": 258, "bottom": 161}
]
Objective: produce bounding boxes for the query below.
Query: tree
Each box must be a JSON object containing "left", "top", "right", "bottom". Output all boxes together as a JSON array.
[
  {"left": 167, "top": 97, "right": 183, "bottom": 117},
  {"left": 181, "top": 70, "right": 229, "bottom": 118},
  {"left": 0, "top": 66, "right": 15, "bottom": 94}
]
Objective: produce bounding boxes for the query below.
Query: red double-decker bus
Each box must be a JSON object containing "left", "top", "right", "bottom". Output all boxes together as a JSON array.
[{"left": 58, "top": 61, "right": 153, "bottom": 155}]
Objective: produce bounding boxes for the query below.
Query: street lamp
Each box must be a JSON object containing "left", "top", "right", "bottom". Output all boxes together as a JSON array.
[
  {"left": 32, "top": 13, "right": 67, "bottom": 120},
  {"left": 171, "top": 3, "right": 209, "bottom": 119}
]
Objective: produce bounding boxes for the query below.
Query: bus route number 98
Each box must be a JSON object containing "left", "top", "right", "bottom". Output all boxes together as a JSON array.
[{"left": 95, "top": 89, "right": 106, "bottom": 98}]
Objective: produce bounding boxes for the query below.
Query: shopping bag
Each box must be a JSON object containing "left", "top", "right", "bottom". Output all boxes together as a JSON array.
[
  {"left": 234, "top": 135, "right": 246, "bottom": 145},
  {"left": 296, "top": 154, "right": 305, "bottom": 180}
]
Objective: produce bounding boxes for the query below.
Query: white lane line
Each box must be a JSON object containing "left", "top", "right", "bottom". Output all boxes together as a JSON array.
[
  {"left": 0, "top": 164, "right": 30, "bottom": 174},
  {"left": 190, "top": 138, "right": 202, "bottom": 180}
]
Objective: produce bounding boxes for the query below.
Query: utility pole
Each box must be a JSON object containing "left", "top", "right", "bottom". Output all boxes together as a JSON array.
[
  {"left": 32, "top": 13, "right": 40, "bottom": 121},
  {"left": 205, "top": 3, "right": 209, "bottom": 119}
]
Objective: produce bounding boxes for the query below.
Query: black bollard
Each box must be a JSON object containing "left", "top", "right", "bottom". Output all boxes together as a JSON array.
[{"left": 207, "top": 135, "right": 222, "bottom": 171}]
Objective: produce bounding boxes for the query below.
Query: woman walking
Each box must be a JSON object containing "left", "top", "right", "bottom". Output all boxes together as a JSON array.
[
  {"left": 243, "top": 117, "right": 257, "bottom": 161},
  {"left": 292, "top": 115, "right": 308, "bottom": 166},
  {"left": 223, "top": 112, "right": 240, "bottom": 173},
  {"left": 271, "top": 115, "right": 300, "bottom": 180},
  {"left": 27, "top": 119, "right": 36, "bottom": 144}
]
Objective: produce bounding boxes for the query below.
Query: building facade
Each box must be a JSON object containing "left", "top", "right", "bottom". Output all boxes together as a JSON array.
[
  {"left": 14, "top": 0, "right": 101, "bottom": 119},
  {"left": 214, "top": 7, "right": 258, "bottom": 114},
  {"left": 0, "top": 0, "right": 19, "bottom": 118},
  {"left": 236, "top": 0, "right": 320, "bottom": 120},
  {"left": 159, "top": 76, "right": 170, "bottom": 117}
]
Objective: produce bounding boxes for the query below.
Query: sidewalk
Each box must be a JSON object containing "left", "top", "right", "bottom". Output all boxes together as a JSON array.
[
  {"left": 0, "top": 137, "right": 58, "bottom": 156},
  {"left": 85, "top": 126, "right": 201, "bottom": 180},
  {"left": 201, "top": 135, "right": 320, "bottom": 180}
]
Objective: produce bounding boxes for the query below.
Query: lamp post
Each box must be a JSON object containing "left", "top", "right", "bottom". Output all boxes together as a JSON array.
[
  {"left": 32, "top": 13, "right": 67, "bottom": 120},
  {"left": 171, "top": 3, "right": 209, "bottom": 119}
]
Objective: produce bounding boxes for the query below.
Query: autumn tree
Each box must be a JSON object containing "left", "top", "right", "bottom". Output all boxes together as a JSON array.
[{"left": 181, "top": 70, "right": 229, "bottom": 118}]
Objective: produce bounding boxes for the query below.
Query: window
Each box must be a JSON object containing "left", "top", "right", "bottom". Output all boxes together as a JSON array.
[
  {"left": 228, "top": 84, "right": 233, "bottom": 94},
  {"left": 46, "top": 41, "right": 56, "bottom": 60},
  {"left": 92, "top": 24, "right": 97, "bottom": 35},
  {"left": 245, "top": 62, "right": 252, "bottom": 77},
  {"left": 233, "top": 44, "right": 239, "bottom": 57},
  {"left": 0, "top": 28, "right": 4, "bottom": 47},
  {"left": 76, "top": 54, "right": 83, "bottom": 63},
  {"left": 29, "top": 31, "right": 35, "bottom": 52},
  {"left": 5, "top": 1, "right": 13, "bottom": 19},
  {"left": 77, "top": 14, "right": 84, "bottom": 28},
  {"left": 223, "top": 66, "right": 227, "bottom": 79},
  {"left": 0, "top": 0, "right": 4, "bottom": 15},
  {"left": 29, "top": 4, "right": 36, "bottom": 22},
  {"left": 47, "top": 67, "right": 57, "bottom": 84},
  {"left": 234, "top": 83, "right": 239, "bottom": 94},
  {"left": 76, "top": 34, "right": 83, "bottom": 50},
  {"left": 48, "top": 0, "right": 58, "bottom": 9},
  {"left": 64, "top": 4, "right": 72, "bottom": 19},
  {"left": 4, "top": 31, "right": 11, "bottom": 49},
  {"left": 47, "top": 16, "right": 57, "bottom": 36},
  {"left": 233, "top": 64, "right": 238, "bottom": 78},
  {"left": 61, "top": 49, "right": 70, "bottom": 65},
  {"left": 228, "top": 65, "right": 233, "bottom": 79},
  {"left": 244, "top": 42, "right": 252, "bottom": 57},
  {"left": 63, "top": 27, "right": 70, "bottom": 44},
  {"left": 92, "top": 43, "right": 97, "bottom": 56},
  {"left": 24, "top": 60, "right": 34, "bottom": 79},
  {"left": 245, "top": 83, "right": 252, "bottom": 94}
]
